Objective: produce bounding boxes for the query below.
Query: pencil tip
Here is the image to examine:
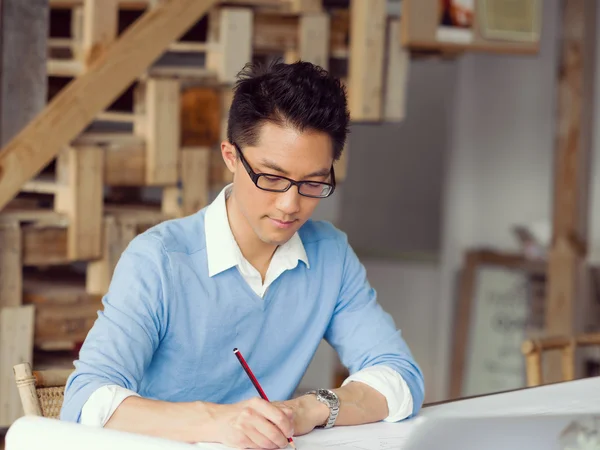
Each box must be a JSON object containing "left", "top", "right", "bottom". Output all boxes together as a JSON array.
[
  {"left": 233, "top": 348, "right": 238, "bottom": 352},
  {"left": 289, "top": 442, "right": 296, "bottom": 449}
]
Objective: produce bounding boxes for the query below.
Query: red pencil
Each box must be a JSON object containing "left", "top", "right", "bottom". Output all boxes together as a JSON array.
[{"left": 233, "top": 348, "right": 296, "bottom": 449}]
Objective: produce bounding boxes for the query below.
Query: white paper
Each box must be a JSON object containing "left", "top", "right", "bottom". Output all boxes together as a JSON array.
[
  {"left": 423, "top": 376, "right": 600, "bottom": 418},
  {"left": 292, "top": 417, "right": 427, "bottom": 450}
]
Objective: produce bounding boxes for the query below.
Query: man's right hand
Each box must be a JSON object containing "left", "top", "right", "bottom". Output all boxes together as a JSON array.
[{"left": 204, "top": 397, "right": 295, "bottom": 449}]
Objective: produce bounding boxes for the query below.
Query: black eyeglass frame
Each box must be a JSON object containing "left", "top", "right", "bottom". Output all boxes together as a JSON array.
[{"left": 232, "top": 142, "right": 336, "bottom": 198}]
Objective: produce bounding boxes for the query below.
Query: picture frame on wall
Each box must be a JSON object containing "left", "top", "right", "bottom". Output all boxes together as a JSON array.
[
  {"left": 449, "top": 249, "right": 546, "bottom": 399},
  {"left": 400, "top": 0, "right": 543, "bottom": 55},
  {"left": 479, "top": 0, "right": 542, "bottom": 43}
]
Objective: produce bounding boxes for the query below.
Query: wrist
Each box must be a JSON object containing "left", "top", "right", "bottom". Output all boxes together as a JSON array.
[
  {"left": 190, "top": 401, "right": 219, "bottom": 442},
  {"left": 302, "top": 392, "right": 335, "bottom": 428}
]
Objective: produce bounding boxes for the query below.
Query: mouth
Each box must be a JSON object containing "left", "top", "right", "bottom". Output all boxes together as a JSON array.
[{"left": 268, "top": 218, "right": 297, "bottom": 229}]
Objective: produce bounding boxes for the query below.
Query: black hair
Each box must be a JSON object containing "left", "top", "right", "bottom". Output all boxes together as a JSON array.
[{"left": 227, "top": 60, "right": 350, "bottom": 161}]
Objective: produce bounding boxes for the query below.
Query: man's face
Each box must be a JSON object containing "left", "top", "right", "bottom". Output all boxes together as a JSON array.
[{"left": 223, "top": 122, "right": 334, "bottom": 247}]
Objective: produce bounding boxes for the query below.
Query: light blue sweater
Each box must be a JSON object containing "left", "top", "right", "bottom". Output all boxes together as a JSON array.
[{"left": 60, "top": 209, "right": 425, "bottom": 423}]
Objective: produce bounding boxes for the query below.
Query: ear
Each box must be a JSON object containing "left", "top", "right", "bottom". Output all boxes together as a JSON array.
[{"left": 221, "top": 141, "right": 237, "bottom": 173}]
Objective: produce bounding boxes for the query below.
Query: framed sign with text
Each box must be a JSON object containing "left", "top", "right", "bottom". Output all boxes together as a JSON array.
[{"left": 449, "top": 250, "right": 546, "bottom": 399}]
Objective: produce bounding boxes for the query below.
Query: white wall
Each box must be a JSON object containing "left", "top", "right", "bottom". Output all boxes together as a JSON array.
[{"left": 434, "top": 0, "right": 561, "bottom": 400}]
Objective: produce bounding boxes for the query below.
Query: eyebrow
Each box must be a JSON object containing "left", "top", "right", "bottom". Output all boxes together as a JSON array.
[{"left": 259, "top": 159, "right": 331, "bottom": 178}]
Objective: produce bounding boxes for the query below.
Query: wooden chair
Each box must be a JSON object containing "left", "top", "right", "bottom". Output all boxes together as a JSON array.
[
  {"left": 13, "top": 362, "right": 73, "bottom": 419},
  {"left": 521, "top": 332, "right": 600, "bottom": 387}
]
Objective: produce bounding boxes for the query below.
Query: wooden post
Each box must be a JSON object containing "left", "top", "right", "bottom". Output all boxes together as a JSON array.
[
  {"left": 136, "top": 78, "right": 181, "bottom": 185},
  {"left": 55, "top": 145, "right": 105, "bottom": 260},
  {"left": 86, "top": 217, "right": 137, "bottom": 296},
  {"left": 383, "top": 18, "right": 410, "bottom": 122},
  {"left": 545, "top": 0, "right": 597, "bottom": 381},
  {"left": 0, "top": 222, "right": 22, "bottom": 308},
  {"left": 0, "top": 306, "right": 35, "bottom": 426},
  {"left": 82, "top": 0, "right": 118, "bottom": 68},
  {"left": 162, "top": 147, "right": 211, "bottom": 218},
  {"left": 285, "top": 13, "right": 330, "bottom": 69},
  {"left": 347, "top": 0, "right": 386, "bottom": 122},
  {"left": 206, "top": 7, "right": 254, "bottom": 84}
]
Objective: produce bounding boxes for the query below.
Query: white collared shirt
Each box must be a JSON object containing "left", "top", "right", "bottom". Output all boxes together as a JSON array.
[{"left": 79, "top": 185, "right": 413, "bottom": 427}]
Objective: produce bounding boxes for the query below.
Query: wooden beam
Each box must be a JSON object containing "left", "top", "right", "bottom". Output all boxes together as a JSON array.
[
  {"left": 55, "top": 145, "right": 105, "bottom": 260},
  {"left": 347, "top": 0, "right": 386, "bottom": 121},
  {"left": 0, "top": 305, "right": 34, "bottom": 426},
  {"left": 141, "top": 77, "right": 181, "bottom": 185},
  {"left": 22, "top": 224, "right": 69, "bottom": 266},
  {"left": 286, "top": 12, "right": 330, "bottom": 69},
  {"left": 0, "top": 0, "right": 48, "bottom": 147},
  {"left": 162, "top": 147, "right": 211, "bottom": 217},
  {"left": 0, "top": 222, "right": 21, "bottom": 308},
  {"left": 82, "top": 0, "right": 119, "bottom": 68},
  {"left": 383, "top": 18, "right": 410, "bottom": 122},
  {"left": 207, "top": 7, "right": 254, "bottom": 84},
  {"left": 0, "top": 0, "right": 220, "bottom": 210},
  {"left": 546, "top": 0, "right": 597, "bottom": 381}
]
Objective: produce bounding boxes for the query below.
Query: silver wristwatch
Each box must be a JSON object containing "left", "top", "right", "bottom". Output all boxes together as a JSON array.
[{"left": 306, "top": 389, "right": 340, "bottom": 429}]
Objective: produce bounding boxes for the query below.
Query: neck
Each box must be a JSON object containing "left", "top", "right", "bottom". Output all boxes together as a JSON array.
[{"left": 225, "top": 192, "right": 277, "bottom": 274}]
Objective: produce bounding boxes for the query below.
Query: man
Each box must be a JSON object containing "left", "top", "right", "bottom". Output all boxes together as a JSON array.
[{"left": 60, "top": 61, "right": 425, "bottom": 448}]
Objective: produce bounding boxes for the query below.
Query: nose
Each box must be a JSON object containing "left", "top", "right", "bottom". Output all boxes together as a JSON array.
[{"left": 276, "top": 186, "right": 301, "bottom": 216}]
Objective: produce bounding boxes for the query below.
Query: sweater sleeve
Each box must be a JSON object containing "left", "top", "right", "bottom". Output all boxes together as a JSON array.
[
  {"left": 323, "top": 234, "right": 425, "bottom": 418},
  {"left": 60, "top": 233, "right": 170, "bottom": 423}
]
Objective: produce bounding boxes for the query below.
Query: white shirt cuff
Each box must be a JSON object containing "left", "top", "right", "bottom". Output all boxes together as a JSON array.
[
  {"left": 341, "top": 365, "right": 413, "bottom": 422},
  {"left": 80, "top": 384, "right": 141, "bottom": 427}
]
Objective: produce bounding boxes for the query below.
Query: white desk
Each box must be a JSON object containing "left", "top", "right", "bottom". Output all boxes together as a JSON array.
[{"left": 6, "top": 377, "right": 600, "bottom": 450}]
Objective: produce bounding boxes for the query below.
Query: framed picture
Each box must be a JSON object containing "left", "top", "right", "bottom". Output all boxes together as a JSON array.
[
  {"left": 449, "top": 249, "right": 546, "bottom": 399},
  {"left": 400, "top": 0, "right": 542, "bottom": 55},
  {"left": 479, "top": 0, "right": 542, "bottom": 43}
]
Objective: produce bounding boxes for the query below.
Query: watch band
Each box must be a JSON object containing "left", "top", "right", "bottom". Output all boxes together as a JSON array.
[{"left": 306, "top": 389, "right": 340, "bottom": 429}]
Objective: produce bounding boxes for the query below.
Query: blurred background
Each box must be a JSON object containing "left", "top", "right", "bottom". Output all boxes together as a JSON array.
[{"left": 1, "top": 0, "right": 599, "bottom": 433}]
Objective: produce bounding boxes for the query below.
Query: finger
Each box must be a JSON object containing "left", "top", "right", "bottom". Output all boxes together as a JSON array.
[
  {"left": 246, "top": 418, "right": 289, "bottom": 449},
  {"left": 249, "top": 398, "right": 294, "bottom": 438}
]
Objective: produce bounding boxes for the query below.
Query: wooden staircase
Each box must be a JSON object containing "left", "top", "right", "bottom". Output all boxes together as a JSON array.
[{"left": 0, "top": 0, "right": 407, "bottom": 426}]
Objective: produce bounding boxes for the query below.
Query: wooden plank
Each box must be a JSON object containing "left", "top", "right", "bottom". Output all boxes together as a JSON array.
[
  {"left": 207, "top": 7, "right": 254, "bottom": 84},
  {"left": 142, "top": 78, "right": 181, "bottom": 185},
  {"left": 55, "top": 146, "right": 105, "bottom": 260},
  {"left": 22, "top": 224, "right": 69, "bottom": 266},
  {"left": 383, "top": 18, "right": 410, "bottom": 122},
  {"left": 82, "top": 0, "right": 119, "bottom": 67},
  {"left": 104, "top": 143, "right": 147, "bottom": 185},
  {"left": 0, "top": 0, "right": 220, "bottom": 211},
  {"left": 289, "top": 0, "right": 322, "bottom": 13},
  {"left": 253, "top": 12, "right": 298, "bottom": 54},
  {"left": 162, "top": 147, "right": 211, "bottom": 217},
  {"left": 545, "top": 0, "right": 597, "bottom": 382},
  {"left": 0, "top": 305, "right": 35, "bottom": 426},
  {"left": 86, "top": 217, "right": 137, "bottom": 296},
  {"left": 347, "top": 0, "right": 386, "bottom": 121},
  {"left": 0, "top": 222, "right": 21, "bottom": 308},
  {"left": 181, "top": 86, "right": 221, "bottom": 147},
  {"left": 0, "top": 0, "right": 48, "bottom": 147},
  {"left": 286, "top": 12, "right": 330, "bottom": 69}
]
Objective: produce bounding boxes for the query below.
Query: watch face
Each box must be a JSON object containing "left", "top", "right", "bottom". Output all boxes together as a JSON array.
[{"left": 318, "top": 389, "right": 338, "bottom": 403}]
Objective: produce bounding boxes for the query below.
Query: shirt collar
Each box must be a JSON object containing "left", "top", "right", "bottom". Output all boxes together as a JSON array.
[{"left": 204, "top": 184, "right": 309, "bottom": 277}]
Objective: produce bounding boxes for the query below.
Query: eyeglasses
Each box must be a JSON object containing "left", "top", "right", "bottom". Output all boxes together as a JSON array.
[{"left": 233, "top": 142, "right": 336, "bottom": 198}]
